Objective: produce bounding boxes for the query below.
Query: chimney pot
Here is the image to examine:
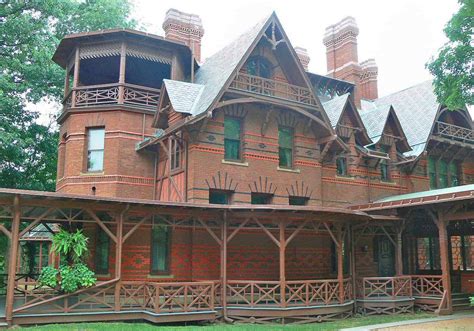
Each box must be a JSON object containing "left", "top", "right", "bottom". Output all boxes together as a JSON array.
[{"left": 294, "top": 46, "right": 310, "bottom": 71}]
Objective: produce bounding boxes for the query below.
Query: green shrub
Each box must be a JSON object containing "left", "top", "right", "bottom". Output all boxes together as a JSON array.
[{"left": 38, "top": 266, "right": 59, "bottom": 288}]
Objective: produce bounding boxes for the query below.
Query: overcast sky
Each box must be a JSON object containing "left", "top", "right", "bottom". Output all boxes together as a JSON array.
[
  {"left": 35, "top": 0, "right": 461, "bottom": 125},
  {"left": 133, "top": 0, "right": 459, "bottom": 97}
]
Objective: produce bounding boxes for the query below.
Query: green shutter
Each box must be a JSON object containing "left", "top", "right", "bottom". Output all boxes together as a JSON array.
[
  {"left": 336, "top": 157, "right": 347, "bottom": 176},
  {"left": 95, "top": 227, "right": 109, "bottom": 274},
  {"left": 439, "top": 160, "right": 448, "bottom": 188},
  {"left": 428, "top": 156, "right": 437, "bottom": 189},
  {"left": 449, "top": 162, "right": 459, "bottom": 187},
  {"left": 278, "top": 127, "right": 293, "bottom": 168},
  {"left": 224, "top": 117, "right": 241, "bottom": 160},
  {"left": 209, "top": 190, "right": 229, "bottom": 204}
]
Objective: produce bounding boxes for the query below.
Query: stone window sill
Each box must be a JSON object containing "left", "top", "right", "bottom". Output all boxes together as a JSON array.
[
  {"left": 80, "top": 171, "right": 104, "bottom": 176},
  {"left": 222, "top": 159, "right": 249, "bottom": 167},
  {"left": 277, "top": 167, "right": 300, "bottom": 174},
  {"left": 335, "top": 175, "right": 355, "bottom": 180}
]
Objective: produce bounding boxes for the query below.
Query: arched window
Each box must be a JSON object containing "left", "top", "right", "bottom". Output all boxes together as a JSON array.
[{"left": 246, "top": 56, "right": 273, "bottom": 79}]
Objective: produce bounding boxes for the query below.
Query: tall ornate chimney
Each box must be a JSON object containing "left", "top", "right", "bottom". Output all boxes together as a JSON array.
[
  {"left": 163, "top": 9, "right": 204, "bottom": 62},
  {"left": 294, "top": 47, "right": 310, "bottom": 71}
]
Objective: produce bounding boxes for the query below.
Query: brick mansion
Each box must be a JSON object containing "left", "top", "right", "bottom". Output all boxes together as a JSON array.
[{"left": 0, "top": 8, "right": 473, "bottom": 326}]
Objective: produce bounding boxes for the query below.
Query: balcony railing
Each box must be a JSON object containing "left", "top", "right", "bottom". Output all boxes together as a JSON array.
[
  {"left": 63, "top": 83, "right": 161, "bottom": 110},
  {"left": 229, "top": 73, "right": 318, "bottom": 107},
  {"left": 357, "top": 276, "right": 412, "bottom": 300},
  {"left": 435, "top": 121, "right": 474, "bottom": 143}
]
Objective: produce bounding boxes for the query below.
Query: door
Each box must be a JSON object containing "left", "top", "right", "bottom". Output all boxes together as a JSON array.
[{"left": 378, "top": 236, "right": 395, "bottom": 277}]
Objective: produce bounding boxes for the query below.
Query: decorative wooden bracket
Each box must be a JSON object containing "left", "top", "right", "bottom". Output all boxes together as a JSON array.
[
  {"left": 263, "top": 21, "right": 286, "bottom": 50},
  {"left": 261, "top": 107, "right": 274, "bottom": 136}
]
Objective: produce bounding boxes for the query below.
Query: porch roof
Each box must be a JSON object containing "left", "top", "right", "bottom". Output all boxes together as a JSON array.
[
  {"left": 350, "top": 184, "right": 474, "bottom": 212},
  {"left": 0, "top": 188, "right": 371, "bottom": 221}
]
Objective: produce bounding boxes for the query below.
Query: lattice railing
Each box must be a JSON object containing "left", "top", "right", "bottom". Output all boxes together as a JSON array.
[
  {"left": 357, "top": 276, "right": 412, "bottom": 299},
  {"left": 411, "top": 275, "right": 444, "bottom": 297},
  {"left": 230, "top": 73, "right": 317, "bottom": 106},
  {"left": 120, "top": 281, "right": 215, "bottom": 313},
  {"left": 435, "top": 121, "right": 474, "bottom": 143},
  {"left": 13, "top": 279, "right": 117, "bottom": 314},
  {"left": 226, "top": 280, "right": 281, "bottom": 307},
  {"left": 285, "top": 279, "right": 344, "bottom": 306},
  {"left": 64, "top": 83, "right": 160, "bottom": 109}
]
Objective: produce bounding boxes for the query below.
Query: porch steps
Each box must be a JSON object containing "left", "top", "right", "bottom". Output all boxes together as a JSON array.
[{"left": 451, "top": 293, "right": 472, "bottom": 311}]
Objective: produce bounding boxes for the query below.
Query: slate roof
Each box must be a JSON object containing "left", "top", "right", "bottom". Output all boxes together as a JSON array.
[
  {"left": 359, "top": 104, "right": 392, "bottom": 143},
  {"left": 375, "top": 184, "right": 474, "bottom": 203},
  {"left": 186, "top": 14, "right": 270, "bottom": 116},
  {"left": 361, "top": 80, "right": 440, "bottom": 156},
  {"left": 163, "top": 79, "right": 205, "bottom": 114},
  {"left": 322, "top": 93, "right": 350, "bottom": 128}
]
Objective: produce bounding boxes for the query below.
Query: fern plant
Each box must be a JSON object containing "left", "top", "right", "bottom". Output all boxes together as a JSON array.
[{"left": 39, "top": 229, "right": 96, "bottom": 293}]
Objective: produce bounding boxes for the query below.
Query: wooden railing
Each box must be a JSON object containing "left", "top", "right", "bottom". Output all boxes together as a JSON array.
[
  {"left": 63, "top": 83, "right": 160, "bottom": 109},
  {"left": 435, "top": 121, "right": 474, "bottom": 143},
  {"left": 357, "top": 276, "right": 412, "bottom": 299},
  {"left": 12, "top": 280, "right": 215, "bottom": 316},
  {"left": 411, "top": 275, "right": 444, "bottom": 297},
  {"left": 13, "top": 278, "right": 118, "bottom": 314},
  {"left": 229, "top": 73, "right": 317, "bottom": 107},
  {"left": 120, "top": 281, "right": 215, "bottom": 313},
  {"left": 227, "top": 278, "right": 352, "bottom": 308}
]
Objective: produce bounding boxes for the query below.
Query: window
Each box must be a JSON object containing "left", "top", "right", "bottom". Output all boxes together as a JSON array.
[
  {"left": 416, "top": 237, "right": 440, "bottom": 271},
  {"left": 439, "top": 160, "right": 448, "bottom": 188},
  {"left": 289, "top": 196, "right": 309, "bottom": 206},
  {"left": 95, "top": 226, "right": 109, "bottom": 275},
  {"left": 450, "top": 162, "right": 459, "bottom": 187},
  {"left": 278, "top": 126, "right": 293, "bottom": 168},
  {"left": 151, "top": 225, "right": 170, "bottom": 274},
  {"left": 170, "top": 139, "right": 181, "bottom": 171},
  {"left": 209, "top": 189, "right": 232, "bottom": 204},
  {"left": 87, "top": 128, "right": 105, "bottom": 172},
  {"left": 224, "top": 117, "right": 241, "bottom": 161},
  {"left": 251, "top": 193, "right": 273, "bottom": 205},
  {"left": 378, "top": 146, "right": 390, "bottom": 181},
  {"left": 428, "top": 156, "right": 437, "bottom": 189},
  {"left": 330, "top": 239, "right": 350, "bottom": 274},
  {"left": 336, "top": 157, "right": 348, "bottom": 176},
  {"left": 246, "top": 56, "right": 272, "bottom": 79},
  {"left": 25, "top": 242, "right": 50, "bottom": 274}
]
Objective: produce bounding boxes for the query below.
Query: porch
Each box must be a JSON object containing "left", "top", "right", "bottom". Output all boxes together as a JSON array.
[{"left": 0, "top": 188, "right": 367, "bottom": 325}]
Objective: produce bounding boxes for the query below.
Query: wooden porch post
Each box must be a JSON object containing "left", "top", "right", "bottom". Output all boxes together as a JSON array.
[
  {"left": 279, "top": 219, "right": 286, "bottom": 308},
  {"left": 435, "top": 212, "right": 453, "bottom": 314},
  {"left": 220, "top": 212, "right": 228, "bottom": 320},
  {"left": 5, "top": 195, "right": 20, "bottom": 325},
  {"left": 71, "top": 47, "right": 80, "bottom": 108},
  {"left": 118, "top": 42, "right": 126, "bottom": 104},
  {"left": 395, "top": 224, "right": 404, "bottom": 275},
  {"left": 337, "top": 226, "right": 345, "bottom": 304},
  {"left": 349, "top": 225, "right": 356, "bottom": 303},
  {"left": 114, "top": 208, "right": 125, "bottom": 311}
]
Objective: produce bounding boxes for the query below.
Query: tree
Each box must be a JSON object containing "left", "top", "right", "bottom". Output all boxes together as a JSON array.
[
  {"left": 426, "top": 0, "right": 474, "bottom": 110},
  {"left": 0, "top": 0, "right": 137, "bottom": 191}
]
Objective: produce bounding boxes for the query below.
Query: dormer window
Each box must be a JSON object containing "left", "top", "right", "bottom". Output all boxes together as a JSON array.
[{"left": 246, "top": 56, "right": 272, "bottom": 79}]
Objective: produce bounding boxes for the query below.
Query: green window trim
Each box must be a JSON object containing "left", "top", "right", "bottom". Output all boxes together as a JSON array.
[
  {"left": 151, "top": 225, "right": 170, "bottom": 275},
  {"left": 224, "top": 117, "right": 241, "bottom": 161},
  {"left": 336, "top": 157, "right": 348, "bottom": 176},
  {"left": 251, "top": 193, "right": 273, "bottom": 205},
  {"left": 95, "top": 226, "right": 110, "bottom": 275},
  {"left": 449, "top": 162, "right": 459, "bottom": 187},
  {"left": 289, "top": 196, "right": 309, "bottom": 206},
  {"left": 278, "top": 126, "right": 294, "bottom": 168},
  {"left": 428, "top": 156, "right": 437, "bottom": 189},
  {"left": 209, "top": 189, "right": 232, "bottom": 204}
]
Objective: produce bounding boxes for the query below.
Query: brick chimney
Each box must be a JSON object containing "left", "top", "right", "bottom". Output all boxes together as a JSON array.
[
  {"left": 294, "top": 47, "right": 310, "bottom": 71},
  {"left": 323, "top": 17, "right": 378, "bottom": 107},
  {"left": 163, "top": 9, "right": 204, "bottom": 62},
  {"left": 359, "top": 59, "right": 378, "bottom": 101}
]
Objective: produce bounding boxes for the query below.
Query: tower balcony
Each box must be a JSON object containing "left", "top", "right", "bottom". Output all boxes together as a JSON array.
[
  {"left": 229, "top": 73, "right": 318, "bottom": 107},
  {"left": 63, "top": 82, "right": 160, "bottom": 109}
]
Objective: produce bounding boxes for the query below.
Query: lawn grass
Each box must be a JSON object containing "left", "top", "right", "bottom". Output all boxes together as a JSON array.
[{"left": 15, "top": 312, "right": 434, "bottom": 330}]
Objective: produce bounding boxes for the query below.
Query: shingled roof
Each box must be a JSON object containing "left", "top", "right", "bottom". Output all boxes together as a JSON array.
[
  {"left": 322, "top": 93, "right": 350, "bottom": 128},
  {"left": 162, "top": 79, "right": 205, "bottom": 114},
  {"left": 361, "top": 80, "right": 440, "bottom": 157}
]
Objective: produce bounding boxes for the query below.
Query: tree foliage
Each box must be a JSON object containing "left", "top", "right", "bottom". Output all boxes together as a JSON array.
[
  {"left": 426, "top": 0, "right": 474, "bottom": 110},
  {"left": 0, "top": 0, "right": 136, "bottom": 191}
]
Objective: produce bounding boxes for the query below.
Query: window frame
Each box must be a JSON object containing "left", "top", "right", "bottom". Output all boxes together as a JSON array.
[
  {"left": 224, "top": 116, "right": 243, "bottom": 162},
  {"left": 170, "top": 138, "right": 182, "bottom": 172},
  {"left": 251, "top": 192, "right": 273, "bottom": 205},
  {"left": 85, "top": 127, "right": 105, "bottom": 172},
  {"left": 289, "top": 196, "right": 309, "bottom": 206},
  {"left": 94, "top": 225, "right": 110, "bottom": 275},
  {"left": 150, "top": 225, "right": 171, "bottom": 275},
  {"left": 278, "top": 126, "right": 294, "bottom": 169},
  {"left": 336, "top": 156, "right": 348, "bottom": 176},
  {"left": 246, "top": 56, "right": 273, "bottom": 79},
  {"left": 209, "top": 189, "right": 233, "bottom": 205}
]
